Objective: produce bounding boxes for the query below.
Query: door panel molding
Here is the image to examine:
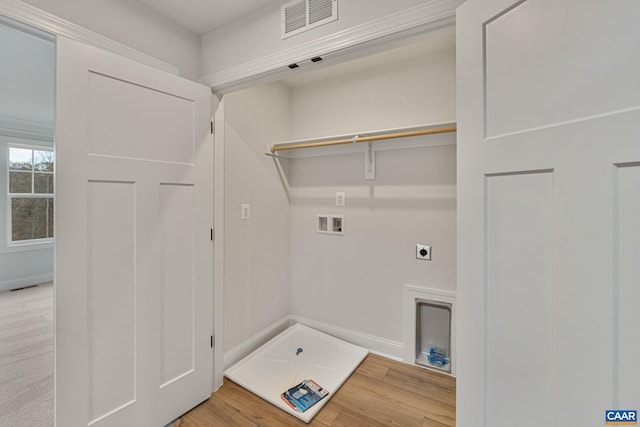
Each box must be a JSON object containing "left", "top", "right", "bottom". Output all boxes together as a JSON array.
[
  {"left": 56, "top": 36, "right": 212, "bottom": 427},
  {"left": 457, "top": 0, "right": 640, "bottom": 426}
]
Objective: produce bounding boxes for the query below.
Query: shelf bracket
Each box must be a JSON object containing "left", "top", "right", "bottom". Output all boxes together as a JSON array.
[{"left": 364, "top": 141, "right": 376, "bottom": 180}]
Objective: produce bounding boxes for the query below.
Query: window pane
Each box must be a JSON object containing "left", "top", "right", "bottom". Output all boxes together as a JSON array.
[
  {"left": 34, "top": 173, "right": 54, "bottom": 194},
  {"left": 11, "top": 198, "right": 50, "bottom": 241},
  {"left": 34, "top": 150, "right": 54, "bottom": 172},
  {"left": 9, "top": 147, "right": 33, "bottom": 170},
  {"left": 9, "top": 171, "right": 32, "bottom": 193},
  {"left": 47, "top": 198, "right": 54, "bottom": 238}
]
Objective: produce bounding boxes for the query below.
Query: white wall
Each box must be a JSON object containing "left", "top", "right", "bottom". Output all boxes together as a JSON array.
[
  {"left": 0, "top": 137, "right": 54, "bottom": 292},
  {"left": 20, "top": 0, "right": 201, "bottom": 80},
  {"left": 222, "top": 82, "right": 291, "bottom": 352},
  {"left": 0, "top": 23, "right": 54, "bottom": 291},
  {"left": 201, "top": 0, "right": 431, "bottom": 77},
  {"left": 288, "top": 46, "right": 457, "bottom": 356},
  {"left": 0, "top": 22, "right": 54, "bottom": 126},
  {"left": 290, "top": 49, "right": 456, "bottom": 139}
]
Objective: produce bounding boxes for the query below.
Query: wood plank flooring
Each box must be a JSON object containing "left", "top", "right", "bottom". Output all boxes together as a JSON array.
[{"left": 172, "top": 354, "right": 455, "bottom": 427}]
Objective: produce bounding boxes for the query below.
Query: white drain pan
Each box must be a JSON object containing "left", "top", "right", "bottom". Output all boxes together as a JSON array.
[{"left": 225, "top": 323, "right": 369, "bottom": 423}]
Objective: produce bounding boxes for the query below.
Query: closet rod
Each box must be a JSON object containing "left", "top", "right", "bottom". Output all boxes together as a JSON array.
[{"left": 270, "top": 126, "right": 457, "bottom": 153}]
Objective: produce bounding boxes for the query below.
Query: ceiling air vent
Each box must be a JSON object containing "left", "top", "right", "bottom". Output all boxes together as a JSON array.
[{"left": 281, "top": 0, "right": 337, "bottom": 39}]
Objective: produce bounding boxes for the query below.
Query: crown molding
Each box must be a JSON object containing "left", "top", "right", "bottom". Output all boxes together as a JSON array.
[
  {"left": 0, "top": 115, "right": 53, "bottom": 141},
  {"left": 0, "top": 0, "right": 178, "bottom": 75},
  {"left": 200, "top": 0, "right": 463, "bottom": 93}
]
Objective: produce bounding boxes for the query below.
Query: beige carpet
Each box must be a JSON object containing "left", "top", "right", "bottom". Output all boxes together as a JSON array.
[{"left": 0, "top": 282, "right": 53, "bottom": 427}]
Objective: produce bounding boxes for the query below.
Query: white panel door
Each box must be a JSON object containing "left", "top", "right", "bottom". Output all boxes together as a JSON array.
[
  {"left": 55, "top": 36, "right": 213, "bottom": 427},
  {"left": 456, "top": 1, "right": 640, "bottom": 426}
]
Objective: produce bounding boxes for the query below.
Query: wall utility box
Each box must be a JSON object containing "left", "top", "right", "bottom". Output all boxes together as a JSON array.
[
  {"left": 415, "top": 299, "right": 452, "bottom": 373},
  {"left": 317, "top": 214, "right": 344, "bottom": 235}
]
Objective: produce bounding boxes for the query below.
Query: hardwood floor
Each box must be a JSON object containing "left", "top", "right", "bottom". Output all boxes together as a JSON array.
[{"left": 172, "top": 354, "right": 455, "bottom": 427}]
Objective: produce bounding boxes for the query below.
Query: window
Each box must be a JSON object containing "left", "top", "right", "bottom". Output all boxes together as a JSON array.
[{"left": 8, "top": 145, "right": 54, "bottom": 243}]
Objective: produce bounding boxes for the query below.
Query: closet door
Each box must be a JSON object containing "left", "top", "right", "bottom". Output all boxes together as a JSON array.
[
  {"left": 456, "top": 1, "right": 640, "bottom": 426},
  {"left": 55, "top": 36, "right": 213, "bottom": 426}
]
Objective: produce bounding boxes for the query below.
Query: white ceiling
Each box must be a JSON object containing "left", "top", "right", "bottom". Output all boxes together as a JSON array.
[{"left": 136, "top": 0, "right": 280, "bottom": 35}]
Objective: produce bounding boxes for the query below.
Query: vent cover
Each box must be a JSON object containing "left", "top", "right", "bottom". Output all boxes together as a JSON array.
[{"left": 281, "top": 0, "right": 337, "bottom": 39}]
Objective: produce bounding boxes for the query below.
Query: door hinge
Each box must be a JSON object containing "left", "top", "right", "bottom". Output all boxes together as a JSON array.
[
  {"left": 211, "top": 335, "right": 214, "bottom": 349},
  {"left": 210, "top": 121, "right": 214, "bottom": 135},
  {"left": 210, "top": 228, "right": 214, "bottom": 241}
]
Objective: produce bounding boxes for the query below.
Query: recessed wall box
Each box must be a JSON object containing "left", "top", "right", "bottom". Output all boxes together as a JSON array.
[
  {"left": 415, "top": 299, "right": 452, "bottom": 373},
  {"left": 317, "top": 215, "right": 329, "bottom": 233},
  {"left": 317, "top": 214, "right": 344, "bottom": 235},
  {"left": 331, "top": 215, "right": 344, "bottom": 235}
]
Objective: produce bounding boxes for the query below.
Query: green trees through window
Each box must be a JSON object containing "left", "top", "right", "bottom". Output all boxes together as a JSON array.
[{"left": 8, "top": 146, "right": 54, "bottom": 242}]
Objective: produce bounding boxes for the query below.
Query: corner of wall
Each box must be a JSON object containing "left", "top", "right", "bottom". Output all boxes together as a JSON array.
[{"left": 222, "top": 82, "right": 292, "bottom": 353}]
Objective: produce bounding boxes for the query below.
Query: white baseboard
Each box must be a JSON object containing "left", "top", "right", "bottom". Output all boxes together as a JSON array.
[
  {"left": 223, "top": 316, "right": 293, "bottom": 370},
  {"left": 223, "top": 315, "right": 406, "bottom": 372},
  {"left": 0, "top": 273, "right": 53, "bottom": 292},
  {"left": 290, "top": 315, "right": 404, "bottom": 361}
]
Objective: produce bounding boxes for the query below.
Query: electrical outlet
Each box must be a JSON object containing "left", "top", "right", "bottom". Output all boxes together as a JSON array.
[
  {"left": 336, "top": 192, "right": 345, "bottom": 207},
  {"left": 416, "top": 244, "right": 431, "bottom": 260}
]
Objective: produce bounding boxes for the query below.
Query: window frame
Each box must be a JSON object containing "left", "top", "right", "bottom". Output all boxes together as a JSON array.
[{"left": 7, "top": 143, "right": 55, "bottom": 246}]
